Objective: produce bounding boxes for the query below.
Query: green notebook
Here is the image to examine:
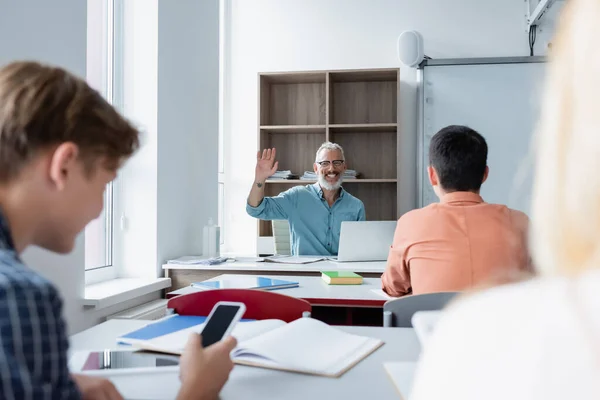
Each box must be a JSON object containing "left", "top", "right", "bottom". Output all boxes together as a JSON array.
[{"left": 321, "top": 271, "right": 363, "bottom": 285}]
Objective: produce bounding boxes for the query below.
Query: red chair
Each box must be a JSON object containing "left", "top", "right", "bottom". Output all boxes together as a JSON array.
[{"left": 166, "top": 289, "right": 312, "bottom": 322}]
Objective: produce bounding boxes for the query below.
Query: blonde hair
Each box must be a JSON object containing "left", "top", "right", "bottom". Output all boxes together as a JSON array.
[{"left": 531, "top": 0, "right": 600, "bottom": 276}]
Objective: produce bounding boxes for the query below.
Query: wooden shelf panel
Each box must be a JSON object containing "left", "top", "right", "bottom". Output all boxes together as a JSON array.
[
  {"left": 260, "top": 79, "right": 326, "bottom": 125},
  {"left": 265, "top": 179, "right": 397, "bottom": 183},
  {"left": 260, "top": 125, "right": 325, "bottom": 133},
  {"left": 261, "top": 72, "right": 326, "bottom": 84},
  {"left": 329, "top": 123, "right": 397, "bottom": 133},
  {"left": 330, "top": 80, "right": 397, "bottom": 124},
  {"left": 260, "top": 132, "right": 325, "bottom": 174},
  {"left": 329, "top": 69, "right": 398, "bottom": 83},
  {"left": 344, "top": 183, "right": 398, "bottom": 221},
  {"left": 329, "top": 130, "right": 397, "bottom": 179}
]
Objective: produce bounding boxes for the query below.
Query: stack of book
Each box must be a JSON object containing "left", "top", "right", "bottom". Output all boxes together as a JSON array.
[
  {"left": 269, "top": 170, "right": 299, "bottom": 179},
  {"left": 300, "top": 170, "right": 360, "bottom": 180}
]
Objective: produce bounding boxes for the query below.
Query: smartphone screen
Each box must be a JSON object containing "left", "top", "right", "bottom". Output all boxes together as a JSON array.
[
  {"left": 201, "top": 304, "right": 242, "bottom": 347},
  {"left": 81, "top": 351, "right": 179, "bottom": 371}
]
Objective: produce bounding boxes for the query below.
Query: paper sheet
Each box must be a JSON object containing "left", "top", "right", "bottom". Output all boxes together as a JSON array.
[
  {"left": 370, "top": 289, "right": 394, "bottom": 300},
  {"left": 264, "top": 255, "right": 326, "bottom": 264}
]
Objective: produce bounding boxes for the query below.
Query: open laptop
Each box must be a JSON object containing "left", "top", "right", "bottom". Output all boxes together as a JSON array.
[{"left": 333, "top": 221, "right": 397, "bottom": 262}]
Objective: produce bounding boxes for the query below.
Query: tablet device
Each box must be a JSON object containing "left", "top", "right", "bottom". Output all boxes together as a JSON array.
[{"left": 69, "top": 349, "right": 180, "bottom": 375}]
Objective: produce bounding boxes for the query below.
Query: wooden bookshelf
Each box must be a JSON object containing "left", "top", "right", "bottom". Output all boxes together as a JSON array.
[{"left": 258, "top": 68, "right": 400, "bottom": 237}]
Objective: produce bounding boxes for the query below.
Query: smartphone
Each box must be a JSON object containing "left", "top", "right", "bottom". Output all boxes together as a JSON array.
[{"left": 200, "top": 301, "right": 246, "bottom": 348}]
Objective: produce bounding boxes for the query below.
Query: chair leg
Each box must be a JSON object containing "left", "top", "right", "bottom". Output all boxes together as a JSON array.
[{"left": 383, "top": 310, "right": 392, "bottom": 327}]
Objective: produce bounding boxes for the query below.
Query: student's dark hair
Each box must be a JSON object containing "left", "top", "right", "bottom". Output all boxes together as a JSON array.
[
  {"left": 428, "top": 125, "right": 488, "bottom": 192},
  {"left": 0, "top": 61, "right": 139, "bottom": 182}
]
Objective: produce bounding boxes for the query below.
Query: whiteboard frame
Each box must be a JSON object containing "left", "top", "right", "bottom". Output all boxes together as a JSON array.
[{"left": 416, "top": 56, "right": 546, "bottom": 207}]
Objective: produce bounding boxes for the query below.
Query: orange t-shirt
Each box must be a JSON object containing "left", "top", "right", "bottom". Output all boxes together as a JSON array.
[{"left": 381, "top": 192, "right": 531, "bottom": 297}]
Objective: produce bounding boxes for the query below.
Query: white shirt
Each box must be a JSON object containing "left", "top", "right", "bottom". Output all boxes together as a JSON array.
[{"left": 411, "top": 269, "right": 600, "bottom": 400}]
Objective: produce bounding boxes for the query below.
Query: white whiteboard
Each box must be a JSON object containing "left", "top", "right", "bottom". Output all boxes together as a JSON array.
[{"left": 420, "top": 59, "right": 546, "bottom": 215}]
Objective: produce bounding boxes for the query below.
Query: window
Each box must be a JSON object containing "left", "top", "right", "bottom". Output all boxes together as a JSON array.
[
  {"left": 85, "top": 0, "right": 123, "bottom": 273},
  {"left": 218, "top": 0, "right": 228, "bottom": 248}
]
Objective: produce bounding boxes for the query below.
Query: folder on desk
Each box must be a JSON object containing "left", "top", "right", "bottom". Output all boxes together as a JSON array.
[
  {"left": 117, "top": 315, "right": 207, "bottom": 345},
  {"left": 117, "top": 315, "right": 256, "bottom": 346},
  {"left": 192, "top": 276, "right": 299, "bottom": 291}
]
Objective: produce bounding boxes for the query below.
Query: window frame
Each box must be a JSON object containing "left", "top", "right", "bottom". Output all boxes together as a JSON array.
[{"left": 85, "top": 0, "right": 124, "bottom": 284}]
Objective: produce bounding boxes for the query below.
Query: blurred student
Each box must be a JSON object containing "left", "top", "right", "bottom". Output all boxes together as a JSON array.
[
  {"left": 411, "top": 1, "right": 600, "bottom": 399},
  {"left": 0, "top": 61, "right": 235, "bottom": 400}
]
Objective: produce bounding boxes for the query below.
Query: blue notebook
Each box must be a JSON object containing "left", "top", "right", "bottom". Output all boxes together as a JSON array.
[
  {"left": 117, "top": 315, "right": 207, "bottom": 345},
  {"left": 192, "top": 276, "right": 299, "bottom": 291},
  {"left": 117, "top": 315, "right": 255, "bottom": 345}
]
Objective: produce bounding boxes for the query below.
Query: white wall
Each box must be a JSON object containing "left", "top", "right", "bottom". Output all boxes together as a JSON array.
[
  {"left": 222, "top": 0, "right": 555, "bottom": 255},
  {"left": 116, "top": 0, "right": 220, "bottom": 279},
  {"left": 156, "top": 0, "right": 220, "bottom": 274},
  {"left": 115, "top": 0, "right": 159, "bottom": 280}
]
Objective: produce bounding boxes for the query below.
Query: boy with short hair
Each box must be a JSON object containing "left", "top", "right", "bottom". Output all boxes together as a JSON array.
[{"left": 0, "top": 61, "right": 235, "bottom": 399}]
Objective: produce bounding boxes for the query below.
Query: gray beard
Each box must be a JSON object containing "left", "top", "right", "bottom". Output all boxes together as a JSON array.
[{"left": 318, "top": 174, "right": 343, "bottom": 191}]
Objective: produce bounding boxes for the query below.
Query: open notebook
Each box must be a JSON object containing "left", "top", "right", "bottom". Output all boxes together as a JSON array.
[{"left": 131, "top": 318, "right": 383, "bottom": 378}]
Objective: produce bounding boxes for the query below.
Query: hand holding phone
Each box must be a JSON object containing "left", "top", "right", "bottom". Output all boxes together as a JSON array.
[
  {"left": 200, "top": 301, "right": 246, "bottom": 348},
  {"left": 178, "top": 333, "right": 237, "bottom": 400}
]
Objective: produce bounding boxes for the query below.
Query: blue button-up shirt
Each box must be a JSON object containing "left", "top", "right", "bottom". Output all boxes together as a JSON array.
[
  {"left": 0, "top": 210, "right": 80, "bottom": 399},
  {"left": 247, "top": 184, "right": 366, "bottom": 256}
]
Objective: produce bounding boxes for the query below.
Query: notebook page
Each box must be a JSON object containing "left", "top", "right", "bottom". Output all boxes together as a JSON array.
[
  {"left": 371, "top": 289, "right": 394, "bottom": 300},
  {"left": 233, "top": 318, "right": 382, "bottom": 375},
  {"left": 135, "top": 319, "right": 285, "bottom": 355},
  {"left": 326, "top": 337, "right": 384, "bottom": 375}
]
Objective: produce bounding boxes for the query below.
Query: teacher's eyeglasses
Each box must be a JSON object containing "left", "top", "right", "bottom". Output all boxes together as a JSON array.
[{"left": 316, "top": 160, "right": 345, "bottom": 168}]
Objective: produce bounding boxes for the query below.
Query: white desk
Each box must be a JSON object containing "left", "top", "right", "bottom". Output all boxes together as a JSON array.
[
  {"left": 162, "top": 259, "right": 386, "bottom": 273},
  {"left": 167, "top": 274, "right": 391, "bottom": 308},
  {"left": 70, "top": 319, "right": 420, "bottom": 400},
  {"left": 162, "top": 259, "right": 386, "bottom": 294}
]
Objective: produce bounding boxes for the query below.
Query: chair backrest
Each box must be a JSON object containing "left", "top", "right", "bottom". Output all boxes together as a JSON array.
[
  {"left": 167, "top": 289, "right": 311, "bottom": 322},
  {"left": 383, "top": 292, "right": 459, "bottom": 328},
  {"left": 272, "top": 219, "right": 291, "bottom": 255}
]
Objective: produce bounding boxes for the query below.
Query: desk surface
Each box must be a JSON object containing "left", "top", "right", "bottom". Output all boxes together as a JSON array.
[
  {"left": 70, "top": 319, "right": 419, "bottom": 400},
  {"left": 167, "top": 274, "right": 392, "bottom": 306},
  {"left": 162, "top": 259, "right": 386, "bottom": 273}
]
